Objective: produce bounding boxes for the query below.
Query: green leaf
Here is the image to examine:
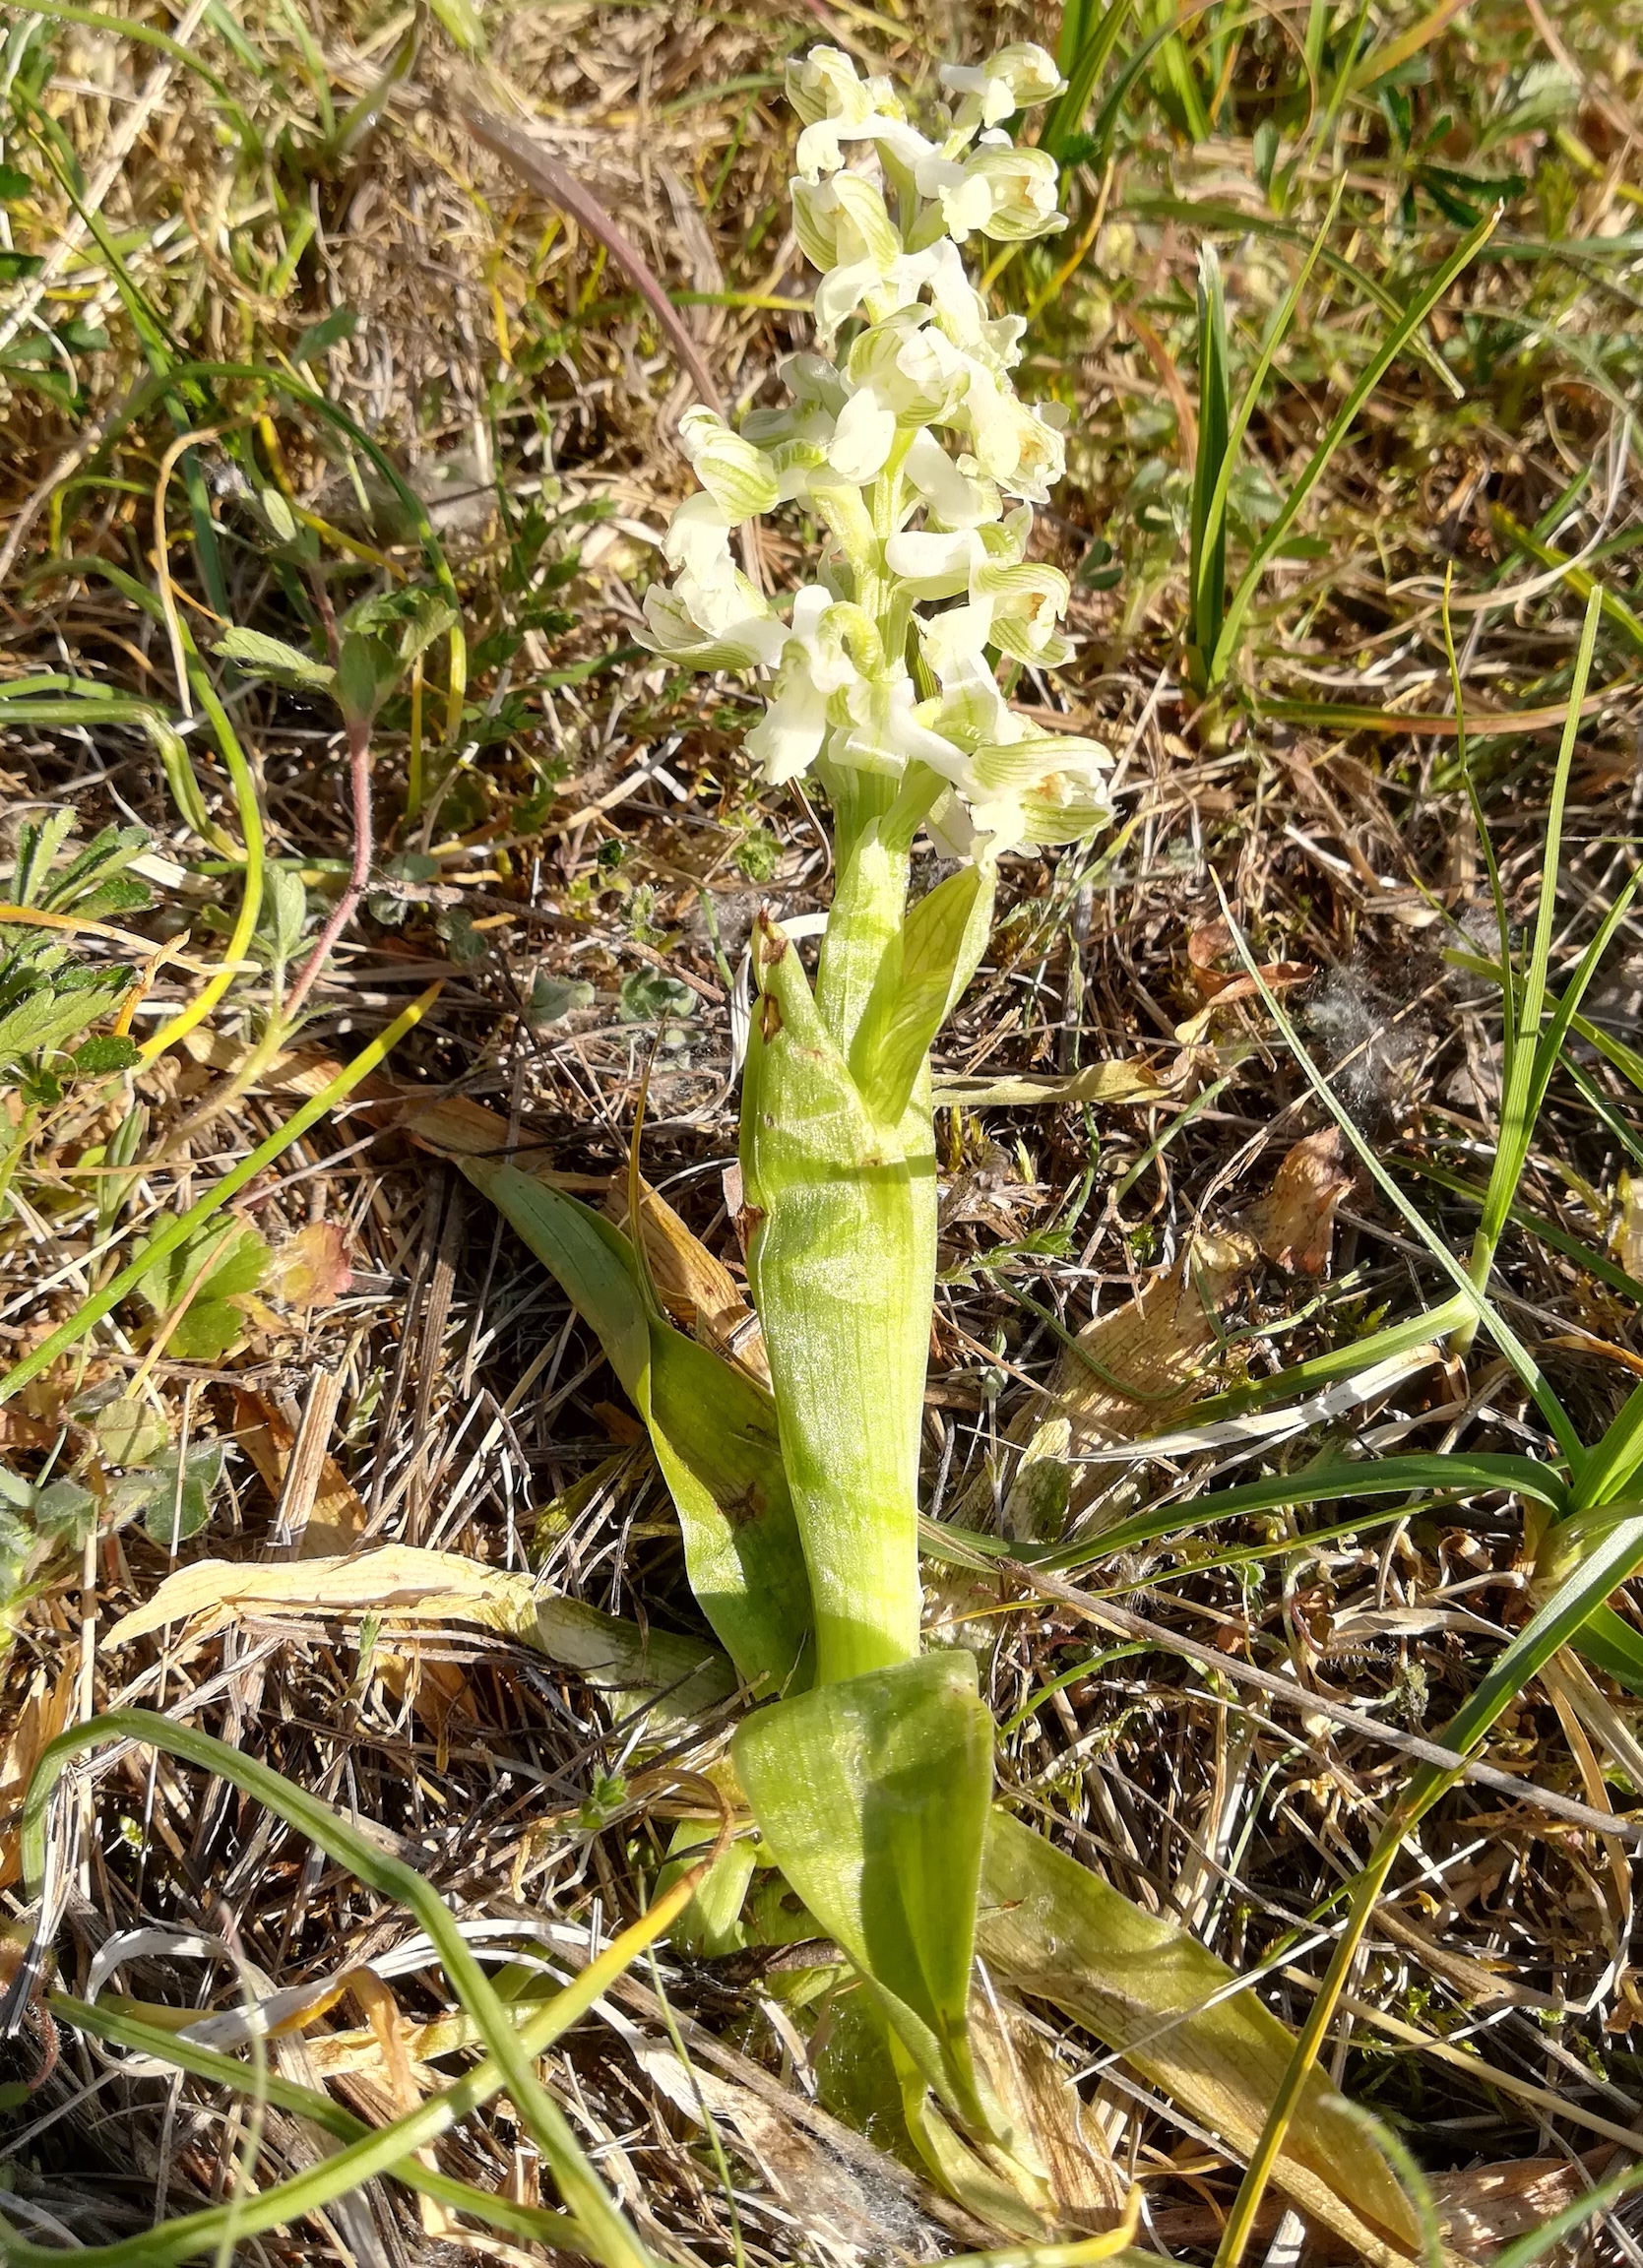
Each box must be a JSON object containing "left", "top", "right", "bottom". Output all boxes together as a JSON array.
[
  {"left": 131, "top": 1220, "right": 270, "bottom": 1358},
  {"left": 0, "top": 963, "right": 131, "bottom": 1068},
  {"left": 118, "top": 1440, "right": 226, "bottom": 1548},
  {"left": 0, "top": 164, "right": 31, "bottom": 200},
  {"left": 346, "top": 584, "right": 461, "bottom": 662},
  {"left": 617, "top": 968, "right": 694, "bottom": 1023},
  {"left": 71, "top": 1034, "right": 140, "bottom": 1078},
  {"left": 471, "top": 1165, "right": 812, "bottom": 1693},
  {"left": 1571, "top": 1602, "right": 1643, "bottom": 1698},
  {"left": 9, "top": 807, "right": 76, "bottom": 905},
  {"left": 1047, "top": 1450, "right": 1569, "bottom": 1570},
  {"left": 291, "top": 307, "right": 359, "bottom": 365},
  {"left": 337, "top": 631, "right": 399, "bottom": 725},
  {"left": 849, "top": 864, "right": 995, "bottom": 1127},
  {"left": 32, "top": 1479, "right": 95, "bottom": 1542},
  {"left": 426, "top": 0, "right": 482, "bottom": 49},
  {"left": 263, "top": 865, "right": 308, "bottom": 967},
  {"left": 732, "top": 1653, "right": 996, "bottom": 2133},
  {"left": 525, "top": 974, "right": 594, "bottom": 1027},
  {"left": 93, "top": 1398, "right": 169, "bottom": 1468},
  {"left": 133, "top": 1220, "right": 269, "bottom": 1316},
  {"left": 743, "top": 911, "right": 929, "bottom": 1681},
  {"left": 1041, "top": 0, "right": 1138, "bottom": 162},
  {"left": 977, "top": 1813, "right": 1420, "bottom": 2257},
  {"left": 214, "top": 625, "right": 335, "bottom": 690}
]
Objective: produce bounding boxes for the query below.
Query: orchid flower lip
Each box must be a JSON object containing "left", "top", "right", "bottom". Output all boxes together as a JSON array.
[{"left": 640, "top": 37, "right": 1112, "bottom": 862}]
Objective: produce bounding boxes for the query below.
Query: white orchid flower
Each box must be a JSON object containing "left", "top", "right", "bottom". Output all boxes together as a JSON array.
[
  {"left": 902, "top": 427, "right": 1001, "bottom": 530},
  {"left": 786, "top": 45, "right": 932, "bottom": 181},
  {"left": 940, "top": 43, "right": 1066, "bottom": 132},
  {"left": 916, "top": 653, "right": 1111, "bottom": 852},
  {"left": 746, "top": 587, "right": 863, "bottom": 783},
  {"left": 954, "top": 365, "right": 1069, "bottom": 502},
  {"left": 823, "top": 313, "right": 971, "bottom": 481},
  {"left": 837, "top": 671, "right": 969, "bottom": 780},
  {"left": 958, "top": 144, "right": 1067, "bottom": 241}
]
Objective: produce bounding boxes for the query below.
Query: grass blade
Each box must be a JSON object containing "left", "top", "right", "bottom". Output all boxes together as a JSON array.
[
  {"left": 1185, "top": 243, "right": 1229, "bottom": 690},
  {"left": 1210, "top": 205, "right": 1499, "bottom": 683},
  {"left": 1213, "top": 874, "right": 1583, "bottom": 1465},
  {"left": 18, "top": 1711, "right": 685, "bottom": 2268},
  {"left": 0, "top": 985, "right": 440, "bottom": 1407}
]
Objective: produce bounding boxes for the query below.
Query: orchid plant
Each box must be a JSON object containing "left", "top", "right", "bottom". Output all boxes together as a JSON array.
[
  {"left": 641, "top": 39, "right": 1112, "bottom": 1687},
  {"left": 464, "top": 44, "right": 1420, "bottom": 2253}
]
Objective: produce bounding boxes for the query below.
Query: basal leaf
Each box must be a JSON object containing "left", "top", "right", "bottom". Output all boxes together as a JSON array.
[
  {"left": 214, "top": 625, "right": 336, "bottom": 690},
  {"left": 472, "top": 1164, "right": 811, "bottom": 1692},
  {"left": 977, "top": 1813, "right": 1420, "bottom": 2262},
  {"left": 732, "top": 1652, "right": 995, "bottom": 2135}
]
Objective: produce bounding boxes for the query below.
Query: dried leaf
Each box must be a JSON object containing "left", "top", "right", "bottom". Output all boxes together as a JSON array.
[
  {"left": 235, "top": 1391, "right": 370, "bottom": 1558},
  {"left": 268, "top": 1222, "right": 353, "bottom": 1311},
  {"left": 1033, "top": 1231, "right": 1254, "bottom": 1451},
  {"left": 1176, "top": 919, "right": 1312, "bottom": 1042},
  {"left": 1246, "top": 1130, "right": 1354, "bottom": 1276},
  {"left": 102, "top": 1544, "right": 734, "bottom": 1729},
  {"left": 400, "top": 1089, "right": 768, "bottom": 1380},
  {"left": 934, "top": 1059, "right": 1181, "bottom": 1110},
  {"left": 978, "top": 1814, "right": 1422, "bottom": 2267},
  {"left": 1430, "top": 2155, "right": 1591, "bottom": 2257}
]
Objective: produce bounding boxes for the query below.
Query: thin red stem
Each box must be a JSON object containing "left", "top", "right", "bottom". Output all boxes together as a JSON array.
[{"left": 284, "top": 714, "right": 373, "bottom": 1019}]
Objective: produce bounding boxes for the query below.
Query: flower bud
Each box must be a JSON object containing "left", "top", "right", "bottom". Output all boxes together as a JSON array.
[{"left": 678, "top": 408, "right": 781, "bottom": 524}]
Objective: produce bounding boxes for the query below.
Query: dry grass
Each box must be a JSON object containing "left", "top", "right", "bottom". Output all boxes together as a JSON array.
[{"left": 3, "top": 0, "right": 1643, "bottom": 2260}]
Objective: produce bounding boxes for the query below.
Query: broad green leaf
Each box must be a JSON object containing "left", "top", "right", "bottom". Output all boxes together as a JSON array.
[
  {"left": 263, "top": 865, "right": 308, "bottom": 967},
  {"left": 92, "top": 1398, "right": 169, "bottom": 1468},
  {"left": 733, "top": 1653, "right": 995, "bottom": 2135},
  {"left": 850, "top": 863, "right": 995, "bottom": 1127},
  {"left": 131, "top": 1220, "right": 270, "bottom": 1360},
  {"left": 9, "top": 807, "right": 76, "bottom": 905},
  {"left": 291, "top": 307, "right": 360, "bottom": 365},
  {"left": 473, "top": 1165, "right": 811, "bottom": 1693},
  {"left": 657, "top": 1822, "right": 757, "bottom": 1957},
  {"left": 977, "top": 1814, "right": 1421, "bottom": 2262},
  {"left": 130, "top": 1441, "right": 225, "bottom": 1547},
  {"left": 0, "top": 963, "right": 131, "bottom": 1066},
  {"left": 527, "top": 974, "right": 594, "bottom": 1026},
  {"left": 40, "top": 820, "right": 148, "bottom": 911},
  {"left": 618, "top": 968, "right": 694, "bottom": 1023},
  {"left": 337, "top": 631, "right": 399, "bottom": 725},
  {"left": 31, "top": 1480, "right": 95, "bottom": 1542},
  {"left": 743, "top": 911, "right": 930, "bottom": 1682},
  {"left": 214, "top": 625, "right": 335, "bottom": 690},
  {"left": 70, "top": 1034, "right": 140, "bottom": 1078}
]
